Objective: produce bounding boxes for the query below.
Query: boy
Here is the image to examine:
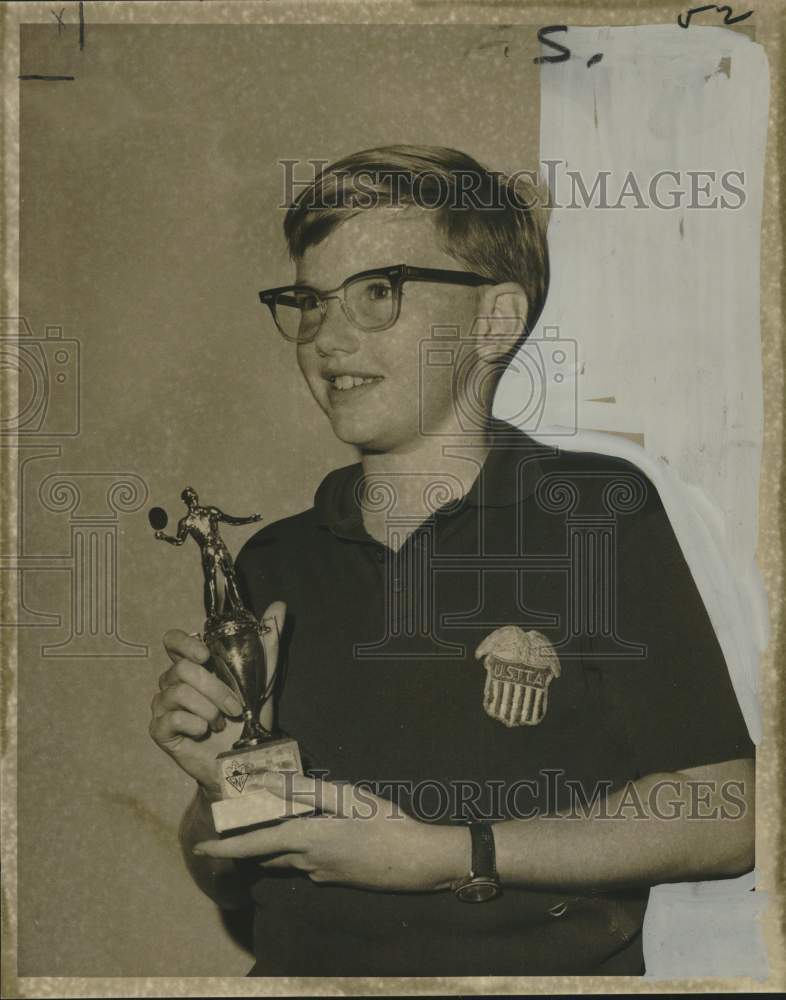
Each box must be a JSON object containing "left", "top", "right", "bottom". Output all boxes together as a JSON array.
[{"left": 150, "top": 146, "right": 754, "bottom": 976}]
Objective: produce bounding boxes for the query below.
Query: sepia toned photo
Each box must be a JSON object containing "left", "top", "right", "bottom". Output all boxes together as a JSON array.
[{"left": 1, "top": 1, "right": 783, "bottom": 995}]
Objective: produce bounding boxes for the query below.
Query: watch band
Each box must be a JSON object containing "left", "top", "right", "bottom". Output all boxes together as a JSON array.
[
  {"left": 452, "top": 821, "right": 502, "bottom": 903},
  {"left": 470, "top": 821, "right": 497, "bottom": 880}
]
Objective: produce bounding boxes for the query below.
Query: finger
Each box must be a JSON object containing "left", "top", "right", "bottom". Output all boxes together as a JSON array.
[
  {"left": 260, "top": 601, "right": 286, "bottom": 682},
  {"left": 163, "top": 629, "right": 211, "bottom": 666},
  {"left": 257, "top": 853, "right": 304, "bottom": 871},
  {"left": 261, "top": 772, "right": 351, "bottom": 816},
  {"left": 152, "top": 689, "right": 224, "bottom": 733},
  {"left": 258, "top": 602, "right": 286, "bottom": 730},
  {"left": 153, "top": 682, "right": 226, "bottom": 726},
  {"left": 150, "top": 709, "right": 209, "bottom": 744},
  {"left": 193, "top": 823, "right": 305, "bottom": 860},
  {"left": 158, "top": 658, "right": 243, "bottom": 717},
  {"left": 262, "top": 772, "right": 388, "bottom": 820}
]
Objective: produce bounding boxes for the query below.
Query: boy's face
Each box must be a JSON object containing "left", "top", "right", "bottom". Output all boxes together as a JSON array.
[{"left": 295, "top": 209, "right": 485, "bottom": 453}]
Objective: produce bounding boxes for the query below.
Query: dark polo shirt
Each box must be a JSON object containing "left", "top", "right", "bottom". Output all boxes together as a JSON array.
[{"left": 235, "top": 423, "right": 753, "bottom": 977}]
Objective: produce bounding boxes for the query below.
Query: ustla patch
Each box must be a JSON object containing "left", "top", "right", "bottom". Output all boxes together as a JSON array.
[{"left": 475, "top": 626, "right": 561, "bottom": 727}]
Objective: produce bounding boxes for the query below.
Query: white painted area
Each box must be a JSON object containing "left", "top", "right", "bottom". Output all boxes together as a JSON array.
[
  {"left": 644, "top": 871, "right": 769, "bottom": 979},
  {"left": 497, "top": 24, "right": 769, "bottom": 742},
  {"left": 495, "top": 24, "right": 769, "bottom": 978}
]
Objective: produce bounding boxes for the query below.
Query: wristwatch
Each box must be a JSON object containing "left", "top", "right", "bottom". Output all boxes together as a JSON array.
[{"left": 451, "top": 821, "right": 502, "bottom": 902}]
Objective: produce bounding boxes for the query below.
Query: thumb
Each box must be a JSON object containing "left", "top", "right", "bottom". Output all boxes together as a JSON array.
[{"left": 260, "top": 600, "right": 286, "bottom": 687}]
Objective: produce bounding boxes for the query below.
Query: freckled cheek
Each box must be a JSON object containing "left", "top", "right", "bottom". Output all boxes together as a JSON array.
[
  {"left": 295, "top": 347, "right": 311, "bottom": 378},
  {"left": 296, "top": 353, "right": 328, "bottom": 404},
  {"left": 296, "top": 348, "right": 317, "bottom": 380}
]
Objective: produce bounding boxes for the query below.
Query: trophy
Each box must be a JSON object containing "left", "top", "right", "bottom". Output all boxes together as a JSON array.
[{"left": 149, "top": 487, "right": 308, "bottom": 833}]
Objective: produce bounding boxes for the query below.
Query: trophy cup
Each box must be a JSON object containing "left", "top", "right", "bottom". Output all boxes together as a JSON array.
[{"left": 149, "top": 487, "right": 309, "bottom": 833}]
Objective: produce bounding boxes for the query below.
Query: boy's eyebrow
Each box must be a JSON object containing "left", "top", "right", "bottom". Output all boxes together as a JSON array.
[
  {"left": 292, "top": 276, "right": 334, "bottom": 293},
  {"left": 290, "top": 270, "right": 324, "bottom": 290}
]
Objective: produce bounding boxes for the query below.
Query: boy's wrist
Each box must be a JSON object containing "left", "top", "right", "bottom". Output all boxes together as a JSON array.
[
  {"left": 197, "top": 777, "right": 224, "bottom": 805},
  {"left": 417, "top": 822, "right": 470, "bottom": 891}
]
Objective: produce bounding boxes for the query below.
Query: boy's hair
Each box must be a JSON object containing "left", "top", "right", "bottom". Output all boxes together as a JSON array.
[{"left": 283, "top": 145, "right": 550, "bottom": 346}]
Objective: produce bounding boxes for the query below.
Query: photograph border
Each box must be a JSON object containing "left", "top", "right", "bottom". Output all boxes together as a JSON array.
[{"left": 1, "top": 1, "right": 783, "bottom": 995}]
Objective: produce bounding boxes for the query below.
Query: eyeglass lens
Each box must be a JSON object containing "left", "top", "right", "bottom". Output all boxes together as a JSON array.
[{"left": 274, "top": 275, "right": 396, "bottom": 341}]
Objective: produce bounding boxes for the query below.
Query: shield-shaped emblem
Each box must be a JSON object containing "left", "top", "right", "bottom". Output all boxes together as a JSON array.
[{"left": 475, "top": 626, "right": 561, "bottom": 727}]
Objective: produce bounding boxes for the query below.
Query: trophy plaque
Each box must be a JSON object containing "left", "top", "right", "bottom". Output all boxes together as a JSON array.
[{"left": 150, "top": 487, "right": 310, "bottom": 833}]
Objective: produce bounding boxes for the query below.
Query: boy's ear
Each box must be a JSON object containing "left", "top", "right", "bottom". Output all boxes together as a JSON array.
[{"left": 473, "top": 283, "right": 529, "bottom": 361}]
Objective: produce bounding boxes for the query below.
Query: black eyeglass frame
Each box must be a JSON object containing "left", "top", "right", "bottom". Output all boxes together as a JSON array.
[{"left": 258, "top": 263, "right": 493, "bottom": 343}]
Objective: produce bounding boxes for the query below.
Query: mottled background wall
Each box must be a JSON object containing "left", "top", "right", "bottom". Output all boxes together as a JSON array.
[{"left": 15, "top": 23, "right": 540, "bottom": 976}]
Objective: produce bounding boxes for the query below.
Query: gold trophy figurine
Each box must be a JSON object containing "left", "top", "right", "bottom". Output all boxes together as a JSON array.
[{"left": 150, "top": 488, "right": 308, "bottom": 833}]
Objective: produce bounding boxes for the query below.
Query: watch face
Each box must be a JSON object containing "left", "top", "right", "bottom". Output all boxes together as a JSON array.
[{"left": 457, "top": 878, "right": 501, "bottom": 903}]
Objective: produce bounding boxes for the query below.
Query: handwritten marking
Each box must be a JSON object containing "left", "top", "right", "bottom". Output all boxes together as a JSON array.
[
  {"left": 533, "top": 26, "right": 604, "bottom": 68},
  {"left": 677, "top": 4, "right": 754, "bottom": 28},
  {"left": 18, "top": 74, "right": 75, "bottom": 81},
  {"left": 51, "top": 7, "right": 66, "bottom": 35},
  {"left": 533, "top": 25, "right": 570, "bottom": 65}
]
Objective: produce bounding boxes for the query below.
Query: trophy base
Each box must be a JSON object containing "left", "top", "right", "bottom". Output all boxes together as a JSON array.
[{"left": 211, "top": 736, "right": 310, "bottom": 833}]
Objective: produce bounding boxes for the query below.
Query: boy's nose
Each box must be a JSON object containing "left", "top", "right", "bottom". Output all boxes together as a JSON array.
[{"left": 312, "top": 298, "right": 360, "bottom": 355}]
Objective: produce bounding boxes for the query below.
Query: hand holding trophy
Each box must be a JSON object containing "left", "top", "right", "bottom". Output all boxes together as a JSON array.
[{"left": 150, "top": 488, "right": 308, "bottom": 832}]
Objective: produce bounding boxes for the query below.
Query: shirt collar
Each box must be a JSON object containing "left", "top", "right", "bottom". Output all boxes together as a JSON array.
[
  {"left": 315, "top": 421, "right": 556, "bottom": 535},
  {"left": 463, "top": 423, "right": 554, "bottom": 508}
]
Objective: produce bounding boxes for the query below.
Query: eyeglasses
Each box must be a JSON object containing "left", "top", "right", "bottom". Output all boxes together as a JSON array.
[{"left": 258, "top": 264, "right": 492, "bottom": 343}]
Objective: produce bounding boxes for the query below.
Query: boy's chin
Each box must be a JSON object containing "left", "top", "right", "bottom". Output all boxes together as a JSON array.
[{"left": 328, "top": 414, "right": 404, "bottom": 453}]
